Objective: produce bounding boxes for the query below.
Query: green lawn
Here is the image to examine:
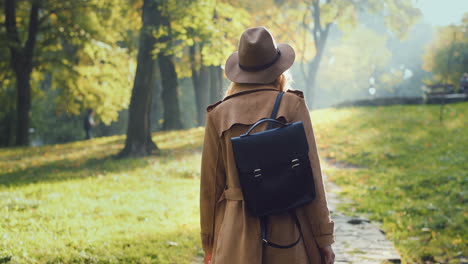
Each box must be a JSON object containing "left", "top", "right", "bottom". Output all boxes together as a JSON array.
[
  {"left": 0, "top": 129, "right": 205, "bottom": 263},
  {"left": 1, "top": 103, "right": 466, "bottom": 263},
  {"left": 311, "top": 102, "right": 467, "bottom": 264}
]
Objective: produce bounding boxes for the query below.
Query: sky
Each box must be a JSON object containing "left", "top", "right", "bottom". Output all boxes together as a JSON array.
[{"left": 415, "top": 0, "right": 467, "bottom": 26}]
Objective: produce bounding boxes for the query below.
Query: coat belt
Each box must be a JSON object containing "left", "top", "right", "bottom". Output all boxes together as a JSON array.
[{"left": 223, "top": 187, "right": 243, "bottom": 201}]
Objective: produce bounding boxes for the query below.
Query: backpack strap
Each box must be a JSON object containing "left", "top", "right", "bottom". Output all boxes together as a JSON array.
[
  {"left": 260, "top": 211, "right": 303, "bottom": 249},
  {"left": 267, "top": 91, "right": 285, "bottom": 130}
]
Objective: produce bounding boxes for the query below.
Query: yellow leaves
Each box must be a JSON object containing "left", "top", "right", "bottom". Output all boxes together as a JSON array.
[
  {"left": 331, "top": 3, "right": 358, "bottom": 32},
  {"left": 451, "top": 238, "right": 462, "bottom": 246},
  {"left": 49, "top": 13, "right": 58, "bottom": 23},
  {"left": 380, "top": 0, "right": 421, "bottom": 39},
  {"left": 64, "top": 41, "right": 134, "bottom": 125},
  {"left": 422, "top": 20, "right": 468, "bottom": 83}
]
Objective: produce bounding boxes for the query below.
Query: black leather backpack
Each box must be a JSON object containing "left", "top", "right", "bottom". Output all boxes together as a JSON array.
[{"left": 230, "top": 91, "right": 316, "bottom": 249}]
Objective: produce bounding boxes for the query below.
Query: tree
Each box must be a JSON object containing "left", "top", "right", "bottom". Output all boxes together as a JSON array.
[
  {"left": 139, "top": 0, "right": 251, "bottom": 126},
  {"left": 156, "top": 2, "right": 184, "bottom": 130},
  {"left": 252, "top": 0, "right": 421, "bottom": 106},
  {"left": 318, "top": 26, "right": 392, "bottom": 101},
  {"left": 182, "top": 1, "right": 249, "bottom": 125},
  {"left": 120, "top": 0, "right": 161, "bottom": 157},
  {"left": 2, "top": 0, "right": 137, "bottom": 146},
  {"left": 209, "top": 65, "right": 224, "bottom": 103},
  {"left": 423, "top": 14, "right": 468, "bottom": 88},
  {"left": 150, "top": 0, "right": 242, "bottom": 127},
  {"left": 189, "top": 44, "right": 211, "bottom": 126},
  {"left": 158, "top": 54, "right": 183, "bottom": 130},
  {"left": 4, "top": 0, "right": 40, "bottom": 145}
]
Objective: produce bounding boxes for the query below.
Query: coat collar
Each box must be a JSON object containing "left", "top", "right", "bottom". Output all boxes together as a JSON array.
[
  {"left": 207, "top": 84, "right": 278, "bottom": 112},
  {"left": 207, "top": 85, "right": 304, "bottom": 137}
]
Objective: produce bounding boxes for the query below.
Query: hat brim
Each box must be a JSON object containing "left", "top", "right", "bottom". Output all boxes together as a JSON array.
[{"left": 224, "top": 43, "right": 295, "bottom": 84}]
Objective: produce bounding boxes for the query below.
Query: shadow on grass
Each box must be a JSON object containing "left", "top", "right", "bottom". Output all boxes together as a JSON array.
[
  {"left": 0, "top": 136, "right": 125, "bottom": 162},
  {"left": 0, "top": 128, "right": 205, "bottom": 188},
  {"left": 0, "top": 154, "right": 139, "bottom": 187}
]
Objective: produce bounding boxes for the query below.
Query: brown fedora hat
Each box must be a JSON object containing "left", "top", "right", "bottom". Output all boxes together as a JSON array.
[{"left": 225, "top": 27, "right": 295, "bottom": 84}]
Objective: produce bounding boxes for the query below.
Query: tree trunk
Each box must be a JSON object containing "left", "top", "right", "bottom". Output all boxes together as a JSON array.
[
  {"left": 5, "top": 0, "right": 40, "bottom": 146},
  {"left": 15, "top": 71, "right": 32, "bottom": 145},
  {"left": 306, "top": 24, "right": 331, "bottom": 107},
  {"left": 0, "top": 108, "right": 15, "bottom": 147},
  {"left": 120, "top": 0, "right": 160, "bottom": 157},
  {"left": 209, "top": 65, "right": 223, "bottom": 103},
  {"left": 189, "top": 45, "right": 201, "bottom": 124},
  {"left": 189, "top": 45, "right": 210, "bottom": 126},
  {"left": 158, "top": 54, "right": 183, "bottom": 130},
  {"left": 150, "top": 60, "right": 163, "bottom": 132},
  {"left": 306, "top": 56, "right": 320, "bottom": 107},
  {"left": 197, "top": 66, "right": 210, "bottom": 126},
  {"left": 304, "top": 1, "right": 333, "bottom": 108}
]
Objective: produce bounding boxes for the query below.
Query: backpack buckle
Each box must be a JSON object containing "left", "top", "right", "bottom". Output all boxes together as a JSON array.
[
  {"left": 291, "top": 159, "right": 300, "bottom": 168},
  {"left": 254, "top": 169, "right": 262, "bottom": 178}
]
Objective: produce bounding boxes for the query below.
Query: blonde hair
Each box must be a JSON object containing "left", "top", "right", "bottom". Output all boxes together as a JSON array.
[{"left": 224, "top": 71, "right": 292, "bottom": 98}]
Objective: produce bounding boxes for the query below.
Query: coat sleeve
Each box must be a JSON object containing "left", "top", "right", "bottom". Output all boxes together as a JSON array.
[
  {"left": 200, "top": 113, "right": 225, "bottom": 253},
  {"left": 291, "top": 97, "right": 335, "bottom": 248}
]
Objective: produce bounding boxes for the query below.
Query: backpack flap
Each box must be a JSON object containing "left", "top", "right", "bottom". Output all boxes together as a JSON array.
[{"left": 230, "top": 121, "right": 316, "bottom": 216}]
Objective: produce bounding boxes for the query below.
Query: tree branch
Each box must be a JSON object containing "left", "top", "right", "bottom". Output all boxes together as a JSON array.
[
  {"left": 5, "top": 0, "right": 20, "bottom": 49},
  {"left": 312, "top": 0, "right": 323, "bottom": 34},
  {"left": 189, "top": 44, "right": 199, "bottom": 88},
  {"left": 37, "top": 9, "right": 57, "bottom": 25},
  {"left": 25, "top": 1, "right": 40, "bottom": 59},
  {"left": 325, "top": 22, "right": 332, "bottom": 34}
]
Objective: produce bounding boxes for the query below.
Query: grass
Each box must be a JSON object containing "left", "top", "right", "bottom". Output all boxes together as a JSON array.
[
  {"left": 1, "top": 102, "right": 466, "bottom": 263},
  {"left": 0, "top": 128, "right": 205, "bottom": 263},
  {"left": 311, "top": 102, "right": 467, "bottom": 264}
]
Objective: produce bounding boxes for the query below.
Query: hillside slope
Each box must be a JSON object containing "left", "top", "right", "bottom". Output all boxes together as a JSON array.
[
  {"left": 0, "top": 129, "right": 205, "bottom": 263},
  {"left": 0, "top": 102, "right": 466, "bottom": 263},
  {"left": 311, "top": 102, "right": 467, "bottom": 264}
]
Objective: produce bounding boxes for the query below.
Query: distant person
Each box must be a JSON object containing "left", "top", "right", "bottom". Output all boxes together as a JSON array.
[
  {"left": 460, "top": 73, "right": 468, "bottom": 93},
  {"left": 200, "top": 27, "right": 335, "bottom": 264},
  {"left": 83, "top": 109, "right": 96, "bottom": 140}
]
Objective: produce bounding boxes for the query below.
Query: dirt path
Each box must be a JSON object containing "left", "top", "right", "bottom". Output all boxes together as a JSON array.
[{"left": 324, "top": 161, "right": 401, "bottom": 264}]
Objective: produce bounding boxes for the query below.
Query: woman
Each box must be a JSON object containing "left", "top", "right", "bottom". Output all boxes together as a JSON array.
[{"left": 200, "top": 27, "right": 335, "bottom": 264}]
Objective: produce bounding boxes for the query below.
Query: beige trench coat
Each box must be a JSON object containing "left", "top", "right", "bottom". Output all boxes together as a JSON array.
[{"left": 200, "top": 84, "right": 334, "bottom": 264}]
